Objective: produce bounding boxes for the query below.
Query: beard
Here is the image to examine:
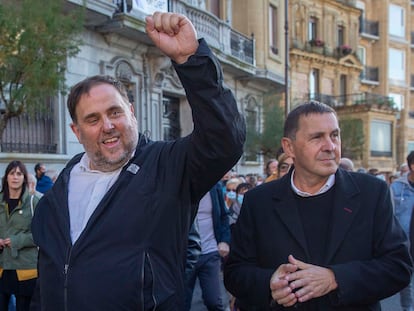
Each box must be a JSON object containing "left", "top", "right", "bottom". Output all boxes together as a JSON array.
[{"left": 89, "top": 129, "right": 138, "bottom": 172}]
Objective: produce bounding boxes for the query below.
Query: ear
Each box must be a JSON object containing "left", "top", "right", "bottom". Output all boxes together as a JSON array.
[
  {"left": 281, "top": 137, "right": 294, "bottom": 158},
  {"left": 70, "top": 123, "right": 82, "bottom": 144}
]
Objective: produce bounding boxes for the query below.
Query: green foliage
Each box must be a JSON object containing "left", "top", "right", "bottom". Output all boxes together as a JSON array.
[
  {"left": 244, "top": 93, "right": 285, "bottom": 161},
  {"left": 340, "top": 117, "right": 365, "bottom": 160},
  {"left": 0, "top": 0, "right": 84, "bottom": 133},
  {"left": 260, "top": 93, "right": 284, "bottom": 157}
]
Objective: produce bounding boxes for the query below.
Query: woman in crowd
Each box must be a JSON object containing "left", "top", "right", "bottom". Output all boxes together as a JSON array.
[
  {"left": 265, "top": 153, "right": 293, "bottom": 183},
  {"left": 0, "top": 161, "right": 42, "bottom": 311},
  {"left": 277, "top": 153, "right": 294, "bottom": 179},
  {"left": 264, "top": 158, "right": 278, "bottom": 183}
]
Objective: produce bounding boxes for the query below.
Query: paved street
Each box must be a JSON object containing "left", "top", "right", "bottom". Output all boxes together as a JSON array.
[{"left": 190, "top": 278, "right": 404, "bottom": 311}]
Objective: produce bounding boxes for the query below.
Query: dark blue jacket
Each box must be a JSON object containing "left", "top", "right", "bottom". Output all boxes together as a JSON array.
[
  {"left": 209, "top": 182, "right": 231, "bottom": 245},
  {"left": 35, "top": 175, "right": 54, "bottom": 194},
  {"left": 31, "top": 39, "right": 245, "bottom": 311}
]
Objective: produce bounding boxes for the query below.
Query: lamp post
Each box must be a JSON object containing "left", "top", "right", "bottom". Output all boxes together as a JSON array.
[{"left": 284, "top": 0, "right": 289, "bottom": 118}]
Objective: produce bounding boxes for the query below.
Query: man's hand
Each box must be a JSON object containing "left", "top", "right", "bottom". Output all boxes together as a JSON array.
[
  {"left": 270, "top": 259, "right": 299, "bottom": 307},
  {"left": 217, "top": 242, "right": 229, "bottom": 258},
  {"left": 284, "top": 255, "right": 338, "bottom": 303},
  {"left": 0, "top": 238, "right": 11, "bottom": 249},
  {"left": 145, "top": 12, "right": 199, "bottom": 64}
]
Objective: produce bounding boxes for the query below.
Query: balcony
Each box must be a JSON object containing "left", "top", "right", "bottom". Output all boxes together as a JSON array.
[
  {"left": 359, "top": 19, "right": 379, "bottom": 40},
  {"left": 308, "top": 93, "right": 395, "bottom": 111},
  {"left": 174, "top": 2, "right": 255, "bottom": 67},
  {"left": 98, "top": 0, "right": 255, "bottom": 71},
  {"left": 360, "top": 66, "right": 379, "bottom": 85}
]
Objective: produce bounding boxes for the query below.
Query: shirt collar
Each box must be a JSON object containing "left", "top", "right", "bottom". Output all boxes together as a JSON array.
[{"left": 290, "top": 169, "right": 336, "bottom": 197}]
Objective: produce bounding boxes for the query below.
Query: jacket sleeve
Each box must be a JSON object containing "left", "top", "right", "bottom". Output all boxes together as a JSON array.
[
  {"left": 173, "top": 39, "right": 246, "bottom": 203},
  {"left": 185, "top": 219, "right": 201, "bottom": 274}
]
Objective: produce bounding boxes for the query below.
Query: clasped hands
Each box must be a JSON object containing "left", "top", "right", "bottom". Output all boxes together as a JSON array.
[
  {"left": 0, "top": 238, "right": 11, "bottom": 250},
  {"left": 270, "top": 255, "right": 338, "bottom": 307}
]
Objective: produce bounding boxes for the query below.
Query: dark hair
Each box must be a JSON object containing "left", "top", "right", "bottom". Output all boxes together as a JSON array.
[
  {"left": 67, "top": 75, "right": 130, "bottom": 123},
  {"left": 407, "top": 151, "right": 414, "bottom": 168},
  {"left": 283, "top": 101, "right": 336, "bottom": 139},
  {"left": 34, "top": 162, "right": 43, "bottom": 173},
  {"left": 1, "top": 160, "right": 28, "bottom": 201},
  {"left": 236, "top": 182, "right": 253, "bottom": 194}
]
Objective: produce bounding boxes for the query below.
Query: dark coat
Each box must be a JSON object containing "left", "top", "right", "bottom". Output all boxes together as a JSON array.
[
  {"left": 31, "top": 39, "right": 245, "bottom": 311},
  {"left": 224, "top": 169, "right": 412, "bottom": 311}
]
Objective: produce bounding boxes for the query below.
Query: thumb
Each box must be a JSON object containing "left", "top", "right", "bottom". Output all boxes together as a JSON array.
[
  {"left": 145, "top": 16, "right": 157, "bottom": 38},
  {"left": 288, "top": 254, "right": 309, "bottom": 270}
]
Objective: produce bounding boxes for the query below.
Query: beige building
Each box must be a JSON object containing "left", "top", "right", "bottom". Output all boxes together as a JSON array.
[
  {"left": 0, "top": 0, "right": 287, "bottom": 177},
  {"left": 287, "top": 0, "right": 414, "bottom": 173}
]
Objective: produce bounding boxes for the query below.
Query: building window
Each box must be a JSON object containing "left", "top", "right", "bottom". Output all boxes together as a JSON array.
[
  {"left": 389, "top": 93, "right": 403, "bottom": 110},
  {"left": 162, "top": 96, "right": 180, "bottom": 141},
  {"left": 309, "top": 69, "right": 320, "bottom": 97},
  {"left": 244, "top": 96, "right": 261, "bottom": 162},
  {"left": 1, "top": 99, "right": 57, "bottom": 154},
  {"left": 339, "top": 75, "right": 347, "bottom": 103},
  {"left": 269, "top": 4, "right": 278, "bottom": 55},
  {"left": 408, "top": 141, "right": 414, "bottom": 153},
  {"left": 357, "top": 46, "right": 366, "bottom": 64},
  {"left": 388, "top": 48, "right": 405, "bottom": 82},
  {"left": 308, "top": 16, "right": 318, "bottom": 41},
  {"left": 370, "top": 120, "right": 392, "bottom": 157},
  {"left": 389, "top": 4, "right": 405, "bottom": 37},
  {"left": 337, "top": 25, "right": 345, "bottom": 46}
]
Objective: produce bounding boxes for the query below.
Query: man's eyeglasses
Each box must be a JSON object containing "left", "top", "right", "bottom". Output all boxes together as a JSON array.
[{"left": 279, "top": 163, "right": 291, "bottom": 172}]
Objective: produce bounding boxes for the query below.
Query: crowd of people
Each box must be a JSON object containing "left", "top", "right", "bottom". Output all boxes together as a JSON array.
[{"left": 0, "top": 11, "right": 413, "bottom": 311}]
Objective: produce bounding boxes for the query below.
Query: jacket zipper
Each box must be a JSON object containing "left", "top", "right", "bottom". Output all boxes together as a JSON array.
[
  {"left": 141, "top": 252, "right": 157, "bottom": 310},
  {"left": 64, "top": 246, "right": 72, "bottom": 311}
]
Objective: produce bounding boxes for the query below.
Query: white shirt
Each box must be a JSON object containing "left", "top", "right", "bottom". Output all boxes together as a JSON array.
[
  {"left": 290, "top": 169, "right": 335, "bottom": 197},
  {"left": 68, "top": 154, "right": 122, "bottom": 243}
]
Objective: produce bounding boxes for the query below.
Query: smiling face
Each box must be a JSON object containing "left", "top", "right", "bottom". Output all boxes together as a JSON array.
[
  {"left": 282, "top": 112, "right": 340, "bottom": 186},
  {"left": 70, "top": 83, "right": 138, "bottom": 172}
]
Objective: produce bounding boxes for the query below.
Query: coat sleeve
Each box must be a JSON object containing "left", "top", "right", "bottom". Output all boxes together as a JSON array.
[{"left": 173, "top": 39, "right": 246, "bottom": 202}]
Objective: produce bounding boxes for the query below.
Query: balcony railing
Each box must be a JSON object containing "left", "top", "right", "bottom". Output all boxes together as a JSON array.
[
  {"left": 359, "top": 19, "right": 379, "bottom": 37},
  {"left": 308, "top": 93, "right": 395, "bottom": 110},
  {"left": 175, "top": 2, "right": 255, "bottom": 66},
  {"left": 0, "top": 100, "right": 57, "bottom": 153},
  {"left": 360, "top": 66, "right": 379, "bottom": 83},
  {"left": 111, "top": 0, "right": 255, "bottom": 67}
]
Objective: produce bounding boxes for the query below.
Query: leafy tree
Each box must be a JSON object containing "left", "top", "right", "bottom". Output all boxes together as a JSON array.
[
  {"left": 0, "top": 0, "right": 84, "bottom": 142},
  {"left": 260, "top": 93, "right": 284, "bottom": 158},
  {"left": 244, "top": 92, "right": 285, "bottom": 161},
  {"left": 339, "top": 117, "right": 365, "bottom": 160}
]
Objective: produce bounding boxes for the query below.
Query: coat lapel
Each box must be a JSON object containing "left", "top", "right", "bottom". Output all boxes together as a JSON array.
[
  {"left": 324, "top": 170, "right": 361, "bottom": 264},
  {"left": 272, "top": 180, "right": 311, "bottom": 260}
]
